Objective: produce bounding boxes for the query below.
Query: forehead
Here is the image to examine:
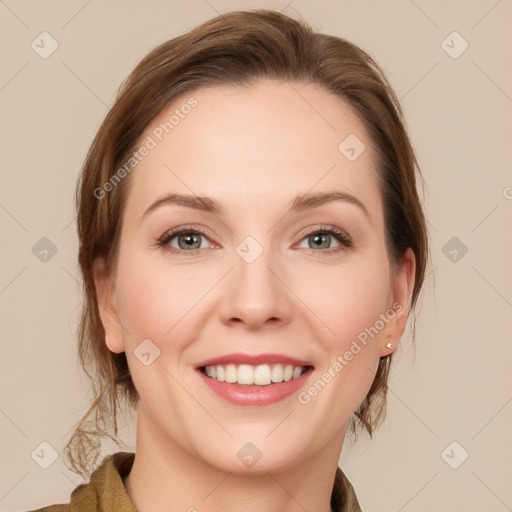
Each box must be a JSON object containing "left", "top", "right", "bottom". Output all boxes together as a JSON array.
[{"left": 123, "top": 80, "right": 382, "bottom": 226}]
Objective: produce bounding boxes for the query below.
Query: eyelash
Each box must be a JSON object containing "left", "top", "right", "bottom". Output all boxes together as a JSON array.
[{"left": 157, "top": 224, "right": 353, "bottom": 256}]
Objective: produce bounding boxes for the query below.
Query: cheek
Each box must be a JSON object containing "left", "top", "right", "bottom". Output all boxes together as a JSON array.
[
  {"left": 297, "top": 256, "right": 391, "bottom": 349},
  {"left": 113, "top": 253, "right": 202, "bottom": 410},
  {"left": 116, "top": 271, "right": 174, "bottom": 343},
  {"left": 115, "top": 250, "right": 215, "bottom": 343},
  {"left": 305, "top": 258, "right": 391, "bottom": 412}
]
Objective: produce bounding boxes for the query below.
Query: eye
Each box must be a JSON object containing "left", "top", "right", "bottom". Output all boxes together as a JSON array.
[
  {"left": 157, "top": 224, "right": 352, "bottom": 256},
  {"left": 296, "top": 226, "right": 353, "bottom": 253},
  {"left": 158, "top": 226, "right": 215, "bottom": 253}
]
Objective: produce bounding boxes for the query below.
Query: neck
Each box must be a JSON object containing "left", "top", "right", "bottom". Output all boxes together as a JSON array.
[{"left": 123, "top": 407, "right": 344, "bottom": 512}]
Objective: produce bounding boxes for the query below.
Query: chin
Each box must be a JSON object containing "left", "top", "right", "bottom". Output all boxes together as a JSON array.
[{"left": 192, "top": 433, "right": 306, "bottom": 476}]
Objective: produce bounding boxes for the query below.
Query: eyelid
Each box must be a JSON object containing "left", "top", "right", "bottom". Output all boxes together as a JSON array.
[
  {"left": 157, "top": 225, "right": 218, "bottom": 252},
  {"left": 294, "top": 224, "right": 353, "bottom": 248},
  {"left": 298, "top": 224, "right": 351, "bottom": 238}
]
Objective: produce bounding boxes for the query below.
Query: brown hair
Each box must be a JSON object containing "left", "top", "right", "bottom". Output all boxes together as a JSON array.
[{"left": 65, "top": 9, "right": 430, "bottom": 478}]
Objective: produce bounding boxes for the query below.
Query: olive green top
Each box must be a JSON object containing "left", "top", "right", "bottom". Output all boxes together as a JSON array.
[{"left": 28, "top": 451, "right": 362, "bottom": 512}]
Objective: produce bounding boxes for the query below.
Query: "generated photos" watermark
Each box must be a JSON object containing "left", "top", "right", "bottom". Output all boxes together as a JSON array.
[{"left": 298, "top": 301, "right": 403, "bottom": 405}]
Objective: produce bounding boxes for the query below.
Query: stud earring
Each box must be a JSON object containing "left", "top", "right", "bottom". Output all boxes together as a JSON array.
[{"left": 385, "top": 342, "right": 392, "bottom": 349}]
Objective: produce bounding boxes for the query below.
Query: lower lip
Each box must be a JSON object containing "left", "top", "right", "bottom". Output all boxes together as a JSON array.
[{"left": 197, "top": 368, "right": 314, "bottom": 406}]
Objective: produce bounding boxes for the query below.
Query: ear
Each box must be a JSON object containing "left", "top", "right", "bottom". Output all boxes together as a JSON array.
[
  {"left": 380, "top": 247, "right": 416, "bottom": 357},
  {"left": 93, "top": 257, "right": 125, "bottom": 354}
]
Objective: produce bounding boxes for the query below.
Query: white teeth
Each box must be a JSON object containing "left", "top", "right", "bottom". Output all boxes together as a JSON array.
[
  {"left": 225, "top": 364, "right": 237, "bottom": 383},
  {"left": 202, "top": 363, "right": 307, "bottom": 386},
  {"left": 238, "top": 364, "right": 253, "bottom": 385},
  {"left": 271, "top": 364, "right": 284, "bottom": 383},
  {"left": 254, "top": 364, "right": 272, "bottom": 385}
]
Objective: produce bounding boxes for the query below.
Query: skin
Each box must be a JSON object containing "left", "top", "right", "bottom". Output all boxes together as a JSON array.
[{"left": 94, "top": 79, "right": 415, "bottom": 512}]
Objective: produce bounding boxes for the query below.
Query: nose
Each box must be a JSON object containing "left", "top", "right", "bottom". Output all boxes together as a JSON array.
[{"left": 218, "top": 245, "right": 293, "bottom": 330}]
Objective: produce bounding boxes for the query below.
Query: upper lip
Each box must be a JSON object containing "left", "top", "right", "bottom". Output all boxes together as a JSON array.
[{"left": 195, "top": 353, "right": 314, "bottom": 369}]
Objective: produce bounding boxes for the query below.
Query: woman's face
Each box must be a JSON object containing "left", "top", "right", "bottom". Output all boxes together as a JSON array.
[{"left": 95, "top": 79, "right": 415, "bottom": 473}]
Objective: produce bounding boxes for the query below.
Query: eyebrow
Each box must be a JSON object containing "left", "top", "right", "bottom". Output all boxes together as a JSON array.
[{"left": 142, "top": 190, "right": 371, "bottom": 223}]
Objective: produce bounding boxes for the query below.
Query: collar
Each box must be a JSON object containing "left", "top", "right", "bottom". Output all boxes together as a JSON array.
[{"left": 67, "top": 451, "right": 361, "bottom": 512}]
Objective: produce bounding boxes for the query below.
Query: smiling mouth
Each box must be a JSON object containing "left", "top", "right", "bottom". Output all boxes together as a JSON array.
[{"left": 199, "top": 363, "right": 314, "bottom": 386}]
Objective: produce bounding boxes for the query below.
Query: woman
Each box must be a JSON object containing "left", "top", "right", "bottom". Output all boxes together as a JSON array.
[{"left": 31, "top": 9, "right": 428, "bottom": 512}]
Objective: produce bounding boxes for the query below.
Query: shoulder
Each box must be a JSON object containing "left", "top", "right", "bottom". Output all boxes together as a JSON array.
[
  {"left": 25, "top": 451, "right": 137, "bottom": 512},
  {"left": 332, "top": 466, "right": 363, "bottom": 512}
]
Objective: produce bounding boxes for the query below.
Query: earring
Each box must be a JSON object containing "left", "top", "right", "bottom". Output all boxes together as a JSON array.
[{"left": 385, "top": 342, "right": 392, "bottom": 349}]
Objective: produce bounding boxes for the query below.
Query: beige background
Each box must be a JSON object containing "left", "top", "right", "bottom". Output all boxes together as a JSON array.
[{"left": 1, "top": 1, "right": 511, "bottom": 511}]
